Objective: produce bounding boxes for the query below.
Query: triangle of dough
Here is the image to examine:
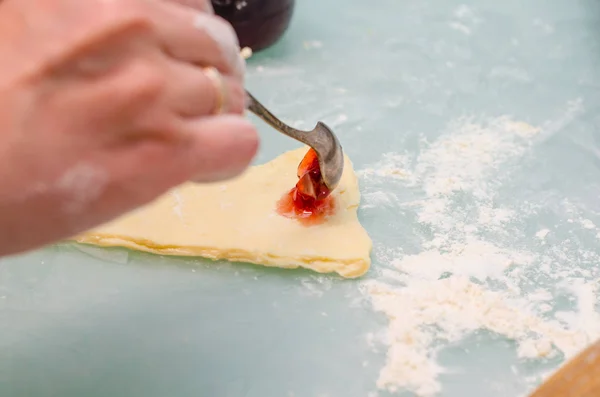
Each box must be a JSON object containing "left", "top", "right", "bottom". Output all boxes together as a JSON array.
[{"left": 74, "top": 147, "right": 372, "bottom": 278}]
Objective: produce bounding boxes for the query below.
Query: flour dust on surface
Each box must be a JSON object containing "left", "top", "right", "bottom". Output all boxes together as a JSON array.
[{"left": 357, "top": 110, "right": 600, "bottom": 396}]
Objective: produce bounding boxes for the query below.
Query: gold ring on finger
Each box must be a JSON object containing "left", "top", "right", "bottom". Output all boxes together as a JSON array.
[{"left": 202, "top": 66, "right": 226, "bottom": 115}]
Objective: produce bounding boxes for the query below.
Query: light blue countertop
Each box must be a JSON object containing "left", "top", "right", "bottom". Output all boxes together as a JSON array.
[{"left": 1, "top": 0, "right": 600, "bottom": 396}]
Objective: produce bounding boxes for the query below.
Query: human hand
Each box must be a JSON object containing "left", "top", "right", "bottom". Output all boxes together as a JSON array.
[{"left": 0, "top": 0, "right": 259, "bottom": 255}]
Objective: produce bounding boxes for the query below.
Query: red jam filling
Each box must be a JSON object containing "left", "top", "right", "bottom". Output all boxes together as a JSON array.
[{"left": 276, "top": 148, "right": 335, "bottom": 225}]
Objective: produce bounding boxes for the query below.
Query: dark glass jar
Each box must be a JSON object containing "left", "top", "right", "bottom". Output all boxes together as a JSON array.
[{"left": 211, "top": 0, "right": 295, "bottom": 52}]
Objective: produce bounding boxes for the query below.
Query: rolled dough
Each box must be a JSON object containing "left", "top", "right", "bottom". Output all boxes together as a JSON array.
[{"left": 74, "top": 147, "right": 372, "bottom": 278}]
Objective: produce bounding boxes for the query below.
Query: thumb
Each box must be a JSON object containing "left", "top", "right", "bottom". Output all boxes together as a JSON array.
[{"left": 184, "top": 114, "right": 259, "bottom": 183}]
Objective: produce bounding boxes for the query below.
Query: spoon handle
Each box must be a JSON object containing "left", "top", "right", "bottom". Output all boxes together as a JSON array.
[
  {"left": 244, "top": 90, "right": 344, "bottom": 191},
  {"left": 529, "top": 339, "right": 600, "bottom": 397},
  {"left": 245, "top": 91, "right": 312, "bottom": 146}
]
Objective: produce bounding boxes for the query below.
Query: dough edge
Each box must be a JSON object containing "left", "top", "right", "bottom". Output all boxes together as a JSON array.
[
  {"left": 74, "top": 235, "right": 369, "bottom": 278},
  {"left": 72, "top": 147, "right": 372, "bottom": 279}
]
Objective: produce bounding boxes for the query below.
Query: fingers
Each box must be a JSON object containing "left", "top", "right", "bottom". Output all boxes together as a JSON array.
[
  {"left": 44, "top": 55, "right": 170, "bottom": 146},
  {"left": 68, "top": 48, "right": 247, "bottom": 147},
  {"left": 165, "top": 60, "right": 245, "bottom": 117},
  {"left": 181, "top": 115, "right": 259, "bottom": 182},
  {"left": 93, "top": 115, "right": 258, "bottom": 218},
  {"left": 147, "top": 0, "right": 245, "bottom": 79}
]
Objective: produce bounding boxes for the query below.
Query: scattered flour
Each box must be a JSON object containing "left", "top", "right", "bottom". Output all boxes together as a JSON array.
[
  {"left": 303, "top": 40, "right": 324, "bottom": 50},
  {"left": 299, "top": 275, "right": 333, "bottom": 298},
  {"left": 581, "top": 219, "right": 596, "bottom": 229},
  {"left": 358, "top": 115, "right": 600, "bottom": 396},
  {"left": 535, "top": 229, "right": 550, "bottom": 241},
  {"left": 448, "top": 4, "right": 482, "bottom": 35},
  {"left": 356, "top": 153, "right": 413, "bottom": 181}
]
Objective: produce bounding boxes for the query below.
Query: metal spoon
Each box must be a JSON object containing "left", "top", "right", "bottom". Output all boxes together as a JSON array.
[{"left": 245, "top": 91, "right": 344, "bottom": 192}]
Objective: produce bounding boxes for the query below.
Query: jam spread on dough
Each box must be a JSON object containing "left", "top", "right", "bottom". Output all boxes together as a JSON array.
[{"left": 276, "top": 148, "right": 335, "bottom": 225}]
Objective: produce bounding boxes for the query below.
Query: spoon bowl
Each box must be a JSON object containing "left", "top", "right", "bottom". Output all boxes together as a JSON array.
[{"left": 245, "top": 91, "right": 344, "bottom": 192}]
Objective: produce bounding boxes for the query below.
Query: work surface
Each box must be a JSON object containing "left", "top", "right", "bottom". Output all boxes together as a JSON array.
[{"left": 2, "top": 0, "right": 600, "bottom": 396}]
